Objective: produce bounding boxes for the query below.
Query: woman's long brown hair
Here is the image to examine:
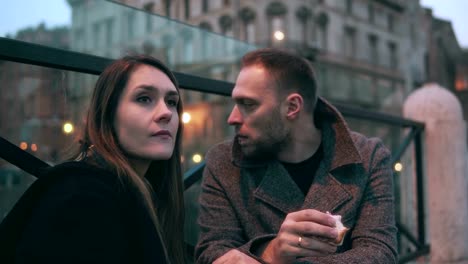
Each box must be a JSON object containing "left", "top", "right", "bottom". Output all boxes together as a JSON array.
[{"left": 76, "top": 55, "right": 185, "bottom": 264}]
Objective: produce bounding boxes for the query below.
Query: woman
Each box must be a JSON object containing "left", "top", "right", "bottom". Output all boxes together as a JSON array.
[{"left": 0, "top": 55, "right": 186, "bottom": 263}]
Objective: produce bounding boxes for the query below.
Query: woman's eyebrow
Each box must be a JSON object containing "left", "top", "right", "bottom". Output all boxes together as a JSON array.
[
  {"left": 135, "top": 85, "right": 178, "bottom": 96},
  {"left": 165, "top": 90, "right": 179, "bottom": 97}
]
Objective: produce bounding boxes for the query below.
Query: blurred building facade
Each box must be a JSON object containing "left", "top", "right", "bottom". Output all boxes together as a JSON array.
[
  {"left": 0, "top": 23, "right": 70, "bottom": 218},
  {"left": 123, "top": 0, "right": 415, "bottom": 110},
  {"left": 117, "top": 0, "right": 468, "bottom": 143}
]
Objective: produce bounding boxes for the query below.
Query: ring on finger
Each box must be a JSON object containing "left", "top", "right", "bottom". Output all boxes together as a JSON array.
[{"left": 298, "top": 236, "right": 303, "bottom": 247}]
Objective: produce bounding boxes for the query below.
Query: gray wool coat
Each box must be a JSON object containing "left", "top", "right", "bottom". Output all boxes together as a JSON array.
[{"left": 195, "top": 98, "right": 398, "bottom": 264}]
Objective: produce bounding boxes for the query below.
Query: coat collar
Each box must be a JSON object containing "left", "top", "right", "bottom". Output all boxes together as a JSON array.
[{"left": 231, "top": 97, "right": 362, "bottom": 214}]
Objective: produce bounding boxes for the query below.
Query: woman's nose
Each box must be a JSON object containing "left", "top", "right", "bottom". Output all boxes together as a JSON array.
[{"left": 153, "top": 102, "right": 172, "bottom": 123}]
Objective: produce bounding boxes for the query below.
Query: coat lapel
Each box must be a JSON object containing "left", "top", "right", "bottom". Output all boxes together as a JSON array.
[
  {"left": 253, "top": 162, "right": 305, "bottom": 214},
  {"left": 302, "top": 172, "right": 352, "bottom": 213}
]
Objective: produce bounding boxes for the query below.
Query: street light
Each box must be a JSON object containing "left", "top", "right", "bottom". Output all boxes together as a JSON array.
[
  {"left": 274, "top": 30, "right": 285, "bottom": 41},
  {"left": 19, "top": 142, "right": 28, "bottom": 150},
  {"left": 394, "top": 162, "right": 403, "bottom": 172},
  {"left": 182, "top": 112, "right": 191, "bottom": 124},
  {"left": 63, "top": 122, "right": 74, "bottom": 134},
  {"left": 31, "top": 143, "right": 38, "bottom": 152},
  {"left": 192, "top": 153, "right": 202, "bottom": 163}
]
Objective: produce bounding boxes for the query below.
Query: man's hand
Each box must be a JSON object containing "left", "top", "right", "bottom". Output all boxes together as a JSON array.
[
  {"left": 258, "top": 209, "right": 339, "bottom": 264},
  {"left": 213, "top": 249, "right": 261, "bottom": 264}
]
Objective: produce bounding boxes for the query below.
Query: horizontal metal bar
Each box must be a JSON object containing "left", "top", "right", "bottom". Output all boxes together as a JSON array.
[
  {"left": 0, "top": 37, "right": 111, "bottom": 75},
  {"left": 0, "top": 136, "right": 51, "bottom": 177},
  {"left": 0, "top": 37, "right": 234, "bottom": 95},
  {"left": 183, "top": 162, "right": 205, "bottom": 190},
  {"left": 334, "top": 102, "right": 425, "bottom": 128}
]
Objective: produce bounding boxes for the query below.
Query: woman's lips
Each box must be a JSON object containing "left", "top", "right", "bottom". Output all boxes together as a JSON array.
[{"left": 152, "top": 130, "right": 172, "bottom": 138}]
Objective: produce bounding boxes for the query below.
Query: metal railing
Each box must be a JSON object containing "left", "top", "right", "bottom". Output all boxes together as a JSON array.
[{"left": 0, "top": 37, "right": 429, "bottom": 262}]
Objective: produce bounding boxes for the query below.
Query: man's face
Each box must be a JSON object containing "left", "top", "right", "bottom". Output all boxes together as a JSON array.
[{"left": 228, "top": 65, "right": 290, "bottom": 159}]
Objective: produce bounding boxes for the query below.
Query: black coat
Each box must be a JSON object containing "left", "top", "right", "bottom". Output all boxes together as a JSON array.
[{"left": 0, "top": 161, "right": 168, "bottom": 264}]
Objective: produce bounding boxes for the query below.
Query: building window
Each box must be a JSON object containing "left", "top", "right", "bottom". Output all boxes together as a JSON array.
[
  {"left": 93, "top": 22, "right": 101, "bottom": 49},
  {"left": 344, "top": 26, "right": 356, "bottom": 58},
  {"left": 296, "top": 6, "right": 311, "bottom": 45},
  {"left": 145, "top": 14, "right": 153, "bottom": 33},
  {"left": 143, "top": 2, "right": 154, "bottom": 12},
  {"left": 126, "top": 12, "right": 135, "bottom": 39},
  {"left": 202, "top": 0, "right": 209, "bottom": 13},
  {"left": 388, "top": 42, "right": 398, "bottom": 69},
  {"left": 246, "top": 22, "right": 255, "bottom": 43},
  {"left": 266, "top": 1, "right": 287, "bottom": 43},
  {"left": 164, "top": 0, "right": 171, "bottom": 17},
  {"left": 239, "top": 7, "right": 256, "bottom": 43},
  {"left": 162, "top": 35, "right": 174, "bottom": 65},
  {"left": 223, "top": 0, "right": 230, "bottom": 6},
  {"left": 266, "top": 1, "right": 287, "bottom": 17},
  {"left": 368, "top": 34, "right": 378, "bottom": 65},
  {"left": 183, "top": 32, "right": 193, "bottom": 63},
  {"left": 388, "top": 13, "right": 394, "bottom": 32},
  {"left": 199, "top": 21, "right": 213, "bottom": 59},
  {"left": 74, "top": 28, "right": 84, "bottom": 50},
  {"left": 346, "top": 0, "right": 353, "bottom": 14},
  {"left": 271, "top": 16, "right": 284, "bottom": 42},
  {"left": 219, "top": 15, "right": 233, "bottom": 35},
  {"left": 199, "top": 21, "right": 213, "bottom": 32},
  {"left": 185, "top": 0, "right": 190, "bottom": 19},
  {"left": 368, "top": 4, "right": 375, "bottom": 23},
  {"left": 317, "top": 12, "right": 329, "bottom": 50},
  {"left": 105, "top": 19, "right": 114, "bottom": 45},
  {"left": 143, "top": 2, "right": 155, "bottom": 30}
]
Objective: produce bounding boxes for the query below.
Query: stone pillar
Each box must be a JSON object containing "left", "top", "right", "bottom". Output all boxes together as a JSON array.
[{"left": 403, "top": 83, "right": 468, "bottom": 263}]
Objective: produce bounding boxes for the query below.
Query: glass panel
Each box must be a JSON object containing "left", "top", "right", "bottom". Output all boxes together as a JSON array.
[
  {"left": 0, "top": 61, "right": 90, "bottom": 221},
  {"left": 0, "top": 0, "right": 257, "bottom": 81},
  {"left": 180, "top": 90, "right": 234, "bottom": 172},
  {"left": 0, "top": 61, "right": 87, "bottom": 164},
  {"left": 0, "top": 60, "right": 238, "bottom": 222}
]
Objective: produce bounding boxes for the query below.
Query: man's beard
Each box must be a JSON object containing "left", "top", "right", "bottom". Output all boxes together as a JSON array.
[{"left": 240, "top": 115, "right": 291, "bottom": 160}]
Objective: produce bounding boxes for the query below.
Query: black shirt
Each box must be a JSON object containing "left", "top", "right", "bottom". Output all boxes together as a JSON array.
[{"left": 281, "top": 143, "right": 323, "bottom": 195}]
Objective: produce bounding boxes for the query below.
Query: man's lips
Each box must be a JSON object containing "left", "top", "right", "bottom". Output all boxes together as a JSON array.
[{"left": 236, "top": 135, "right": 248, "bottom": 144}]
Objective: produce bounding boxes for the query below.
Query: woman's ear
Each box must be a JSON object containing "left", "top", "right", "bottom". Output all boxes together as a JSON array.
[{"left": 285, "top": 93, "right": 304, "bottom": 120}]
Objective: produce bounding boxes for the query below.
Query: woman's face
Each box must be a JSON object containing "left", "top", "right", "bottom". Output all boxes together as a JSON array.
[{"left": 114, "top": 64, "right": 179, "bottom": 169}]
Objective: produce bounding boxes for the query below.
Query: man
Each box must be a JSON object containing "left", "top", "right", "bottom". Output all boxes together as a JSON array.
[{"left": 195, "top": 48, "right": 397, "bottom": 264}]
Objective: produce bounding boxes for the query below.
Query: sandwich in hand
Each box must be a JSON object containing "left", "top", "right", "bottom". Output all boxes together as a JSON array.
[{"left": 326, "top": 211, "right": 349, "bottom": 246}]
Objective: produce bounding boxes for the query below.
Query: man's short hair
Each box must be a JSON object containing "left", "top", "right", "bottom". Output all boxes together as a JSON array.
[{"left": 241, "top": 48, "right": 318, "bottom": 113}]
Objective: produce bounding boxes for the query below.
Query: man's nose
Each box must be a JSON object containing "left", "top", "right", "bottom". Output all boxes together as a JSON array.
[{"left": 227, "top": 105, "right": 242, "bottom": 125}]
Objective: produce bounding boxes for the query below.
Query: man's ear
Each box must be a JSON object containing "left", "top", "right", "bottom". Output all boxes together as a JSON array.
[{"left": 285, "top": 93, "right": 303, "bottom": 120}]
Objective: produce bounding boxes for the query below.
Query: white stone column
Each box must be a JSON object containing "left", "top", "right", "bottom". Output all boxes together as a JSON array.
[{"left": 403, "top": 83, "right": 468, "bottom": 263}]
